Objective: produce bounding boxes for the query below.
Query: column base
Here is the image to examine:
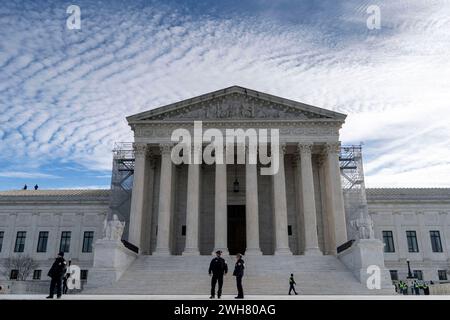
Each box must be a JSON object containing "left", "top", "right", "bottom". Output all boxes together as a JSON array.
[
  {"left": 153, "top": 248, "right": 171, "bottom": 256},
  {"left": 182, "top": 248, "right": 200, "bottom": 256},
  {"left": 244, "top": 248, "right": 263, "bottom": 256},
  {"left": 304, "top": 248, "right": 323, "bottom": 256},
  {"left": 274, "top": 248, "right": 292, "bottom": 255}
]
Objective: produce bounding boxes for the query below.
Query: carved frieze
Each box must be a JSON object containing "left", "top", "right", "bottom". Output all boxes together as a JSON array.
[
  {"left": 133, "top": 123, "right": 341, "bottom": 139},
  {"left": 141, "top": 93, "right": 331, "bottom": 121}
]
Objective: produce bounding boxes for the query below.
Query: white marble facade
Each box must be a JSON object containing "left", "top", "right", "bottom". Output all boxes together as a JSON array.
[
  {"left": 126, "top": 86, "right": 348, "bottom": 257},
  {"left": 0, "top": 190, "right": 108, "bottom": 280},
  {"left": 2, "top": 188, "right": 449, "bottom": 282},
  {"left": 0, "top": 87, "right": 449, "bottom": 284},
  {"left": 368, "top": 188, "right": 450, "bottom": 282}
]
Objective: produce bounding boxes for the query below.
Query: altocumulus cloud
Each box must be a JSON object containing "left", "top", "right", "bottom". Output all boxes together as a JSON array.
[{"left": 0, "top": 0, "right": 449, "bottom": 189}]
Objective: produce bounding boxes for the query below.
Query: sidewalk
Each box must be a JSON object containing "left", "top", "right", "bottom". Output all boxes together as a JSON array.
[{"left": 1, "top": 294, "right": 450, "bottom": 300}]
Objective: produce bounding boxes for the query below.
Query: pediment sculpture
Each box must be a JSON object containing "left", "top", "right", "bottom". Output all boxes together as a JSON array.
[{"left": 142, "top": 93, "right": 331, "bottom": 121}]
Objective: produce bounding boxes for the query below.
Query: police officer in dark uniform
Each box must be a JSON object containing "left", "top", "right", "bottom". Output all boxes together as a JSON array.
[
  {"left": 46, "top": 252, "right": 67, "bottom": 299},
  {"left": 209, "top": 250, "right": 228, "bottom": 299},
  {"left": 233, "top": 253, "right": 245, "bottom": 299}
]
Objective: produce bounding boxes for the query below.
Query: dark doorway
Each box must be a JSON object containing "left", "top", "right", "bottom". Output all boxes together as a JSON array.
[{"left": 227, "top": 205, "right": 246, "bottom": 255}]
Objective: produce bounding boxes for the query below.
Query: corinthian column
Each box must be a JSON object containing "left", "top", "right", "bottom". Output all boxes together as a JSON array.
[
  {"left": 272, "top": 143, "right": 292, "bottom": 255},
  {"left": 154, "top": 143, "right": 174, "bottom": 255},
  {"left": 325, "top": 142, "right": 347, "bottom": 249},
  {"left": 245, "top": 146, "right": 262, "bottom": 255},
  {"left": 297, "top": 143, "right": 322, "bottom": 255},
  {"left": 213, "top": 146, "right": 228, "bottom": 255},
  {"left": 129, "top": 143, "right": 149, "bottom": 251},
  {"left": 183, "top": 145, "right": 202, "bottom": 255}
]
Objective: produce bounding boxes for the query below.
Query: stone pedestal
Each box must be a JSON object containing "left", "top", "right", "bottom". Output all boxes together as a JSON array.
[
  {"left": 338, "top": 239, "right": 395, "bottom": 292},
  {"left": 87, "top": 239, "right": 137, "bottom": 288}
]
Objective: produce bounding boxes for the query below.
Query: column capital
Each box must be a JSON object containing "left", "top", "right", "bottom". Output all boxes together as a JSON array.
[
  {"left": 325, "top": 142, "right": 341, "bottom": 154},
  {"left": 133, "top": 143, "right": 149, "bottom": 157},
  {"left": 159, "top": 143, "right": 173, "bottom": 155},
  {"left": 298, "top": 142, "right": 313, "bottom": 155}
]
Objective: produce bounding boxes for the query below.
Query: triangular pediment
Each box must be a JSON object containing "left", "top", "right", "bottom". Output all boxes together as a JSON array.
[{"left": 127, "top": 86, "right": 346, "bottom": 123}]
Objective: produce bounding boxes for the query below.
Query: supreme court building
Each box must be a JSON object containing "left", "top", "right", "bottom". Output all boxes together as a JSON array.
[
  {"left": 1, "top": 86, "right": 450, "bottom": 295},
  {"left": 125, "top": 86, "right": 348, "bottom": 257}
]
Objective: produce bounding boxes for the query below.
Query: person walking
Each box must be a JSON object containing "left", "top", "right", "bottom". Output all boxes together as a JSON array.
[
  {"left": 62, "top": 273, "right": 70, "bottom": 294},
  {"left": 233, "top": 253, "right": 245, "bottom": 299},
  {"left": 46, "top": 252, "right": 67, "bottom": 299},
  {"left": 288, "top": 273, "right": 298, "bottom": 295},
  {"left": 209, "top": 250, "right": 228, "bottom": 299}
]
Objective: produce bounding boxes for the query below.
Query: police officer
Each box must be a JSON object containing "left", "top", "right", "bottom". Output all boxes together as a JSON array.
[
  {"left": 413, "top": 280, "right": 420, "bottom": 295},
  {"left": 233, "top": 253, "right": 245, "bottom": 299},
  {"left": 400, "top": 281, "right": 407, "bottom": 295},
  {"left": 46, "top": 252, "right": 67, "bottom": 299},
  {"left": 209, "top": 250, "right": 228, "bottom": 299}
]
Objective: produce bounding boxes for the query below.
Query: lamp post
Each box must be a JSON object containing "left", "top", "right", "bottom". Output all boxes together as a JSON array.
[{"left": 406, "top": 259, "right": 414, "bottom": 279}]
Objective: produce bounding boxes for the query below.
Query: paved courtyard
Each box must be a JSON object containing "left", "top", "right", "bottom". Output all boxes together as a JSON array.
[{"left": 1, "top": 294, "right": 450, "bottom": 300}]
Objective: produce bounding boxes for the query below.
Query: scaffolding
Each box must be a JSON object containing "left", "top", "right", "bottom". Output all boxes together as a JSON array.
[
  {"left": 108, "top": 142, "right": 370, "bottom": 242},
  {"left": 108, "top": 142, "right": 135, "bottom": 240},
  {"left": 340, "top": 144, "right": 371, "bottom": 241}
]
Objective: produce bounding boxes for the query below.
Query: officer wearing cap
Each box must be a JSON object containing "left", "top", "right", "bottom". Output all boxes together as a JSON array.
[
  {"left": 233, "top": 253, "right": 245, "bottom": 299},
  {"left": 209, "top": 250, "right": 228, "bottom": 299},
  {"left": 46, "top": 252, "right": 67, "bottom": 299}
]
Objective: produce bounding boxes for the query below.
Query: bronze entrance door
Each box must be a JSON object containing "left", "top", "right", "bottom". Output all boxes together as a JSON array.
[{"left": 227, "top": 205, "right": 246, "bottom": 255}]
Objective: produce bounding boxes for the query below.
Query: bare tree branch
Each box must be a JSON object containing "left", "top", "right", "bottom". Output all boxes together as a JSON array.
[{"left": 1, "top": 255, "right": 38, "bottom": 280}]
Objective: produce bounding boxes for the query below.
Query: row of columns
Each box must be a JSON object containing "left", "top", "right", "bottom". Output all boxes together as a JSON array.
[{"left": 128, "top": 142, "right": 347, "bottom": 255}]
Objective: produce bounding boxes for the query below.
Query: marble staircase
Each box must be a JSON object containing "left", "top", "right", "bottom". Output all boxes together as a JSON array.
[{"left": 85, "top": 254, "right": 394, "bottom": 295}]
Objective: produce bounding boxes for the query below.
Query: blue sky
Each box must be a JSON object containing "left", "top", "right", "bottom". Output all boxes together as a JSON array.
[{"left": 0, "top": 0, "right": 449, "bottom": 190}]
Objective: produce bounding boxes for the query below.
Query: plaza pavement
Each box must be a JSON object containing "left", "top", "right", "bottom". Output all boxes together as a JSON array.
[{"left": 1, "top": 294, "right": 450, "bottom": 300}]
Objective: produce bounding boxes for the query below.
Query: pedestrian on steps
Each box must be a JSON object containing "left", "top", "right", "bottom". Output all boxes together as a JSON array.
[
  {"left": 233, "top": 253, "right": 245, "bottom": 299},
  {"left": 289, "top": 273, "right": 298, "bottom": 295}
]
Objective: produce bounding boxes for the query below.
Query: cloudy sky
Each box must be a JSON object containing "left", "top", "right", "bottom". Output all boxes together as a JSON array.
[{"left": 0, "top": 0, "right": 449, "bottom": 190}]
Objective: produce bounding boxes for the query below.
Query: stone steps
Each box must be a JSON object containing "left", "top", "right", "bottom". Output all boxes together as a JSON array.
[{"left": 85, "top": 255, "right": 391, "bottom": 295}]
